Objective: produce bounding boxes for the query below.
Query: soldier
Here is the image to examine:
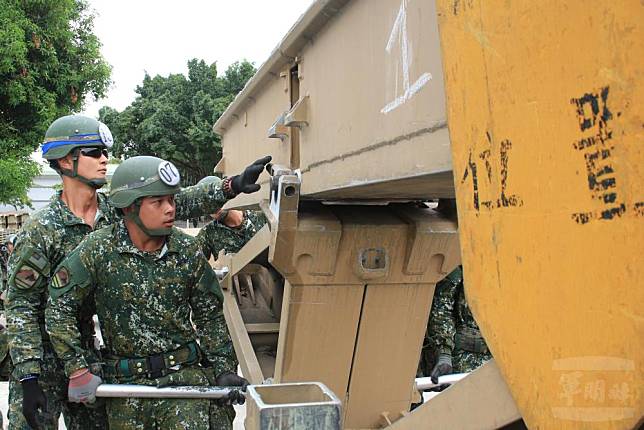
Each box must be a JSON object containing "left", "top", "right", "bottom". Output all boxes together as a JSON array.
[
  {"left": 7, "top": 234, "right": 16, "bottom": 254},
  {"left": 5, "top": 114, "right": 269, "bottom": 429},
  {"left": 423, "top": 265, "right": 492, "bottom": 383},
  {"left": 1, "top": 236, "right": 13, "bottom": 428},
  {"left": 0, "top": 235, "right": 14, "bottom": 428},
  {"left": 1, "top": 235, "right": 16, "bottom": 293},
  {"left": 0, "top": 323, "right": 7, "bottom": 429},
  {"left": 195, "top": 176, "right": 268, "bottom": 261},
  {"left": 46, "top": 156, "right": 248, "bottom": 429}
]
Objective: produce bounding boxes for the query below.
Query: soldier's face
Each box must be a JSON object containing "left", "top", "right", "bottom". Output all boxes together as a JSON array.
[
  {"left": 59, "top": 147, "right": 108, "bottom": 179},
  {"left": 139, "top": 195, "right": 176, "bottom": 230},
  {"left": 77, "top": 147, "right": 108, "bottom": 179}
]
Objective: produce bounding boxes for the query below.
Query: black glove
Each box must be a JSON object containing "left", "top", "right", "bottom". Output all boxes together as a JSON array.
[
  {"left": 231, "top": 156, "right": 272, "bottom": 194},
  {"left": 21, "top": 378, "right": 47, "bottom": 430},
  {"left": 430, "top": 353, "right": 453, "bottom": 384},
  {"left": 215, "top": 371, "right": 249, "bottom": 405}
]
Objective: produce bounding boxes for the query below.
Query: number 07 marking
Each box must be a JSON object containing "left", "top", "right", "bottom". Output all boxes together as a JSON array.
[{"left": 158, "top": 161, "right": 180, "bottom": 186}]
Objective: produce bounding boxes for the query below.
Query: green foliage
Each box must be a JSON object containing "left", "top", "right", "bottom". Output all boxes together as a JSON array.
[
  {"left": 0, "top": 157, "right": 40, "bottom": 208},
  {"left": 0, "top": 0, "right": 111, "bottom": 207},
  {"left": 99, "top": 60, "right": 255, "bottom": 185}
]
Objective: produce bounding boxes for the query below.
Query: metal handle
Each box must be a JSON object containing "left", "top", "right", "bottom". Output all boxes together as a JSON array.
[
  {"left": 95, "top": 384, "right": 238, "bottom": 399},
  {"left": 415, "top": 373, "right": 469, "bottom": 391}
]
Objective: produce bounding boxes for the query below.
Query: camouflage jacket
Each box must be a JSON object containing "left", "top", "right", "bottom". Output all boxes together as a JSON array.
[
  {"left": 427, "top": 266, "right": 484, "bottom": 355},
  {"left": 45, "top": 220, "right": 236, "bottom": 378},
  {"left": 6, "top": 182, "right": 230, "bottom": 379},
  {"left": 197, "top": 210, "right": 267, "bottom": 260}
]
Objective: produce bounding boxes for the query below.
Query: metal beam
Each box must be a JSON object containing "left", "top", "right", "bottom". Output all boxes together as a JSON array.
[
  {"left": 222, "top": 277, "right": 265, "bottom": 384},
  {"left": 386, "top": 360, "right": 521, "bottom": 430},
  {"left": 230, "top": 224, "right": 271, "bottom": 276},
  {"left": 245, "top": 323, "right": 280, "bottom": 334}
]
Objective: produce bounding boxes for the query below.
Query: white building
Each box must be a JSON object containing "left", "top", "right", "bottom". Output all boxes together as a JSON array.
[{"left": 0, "top": 162, "right": 118, "bottom": 214}]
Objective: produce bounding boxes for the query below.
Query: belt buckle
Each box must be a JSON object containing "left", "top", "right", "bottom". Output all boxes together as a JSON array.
[{"left": 148, "top": 353, "right": 165, "bottom": 378}]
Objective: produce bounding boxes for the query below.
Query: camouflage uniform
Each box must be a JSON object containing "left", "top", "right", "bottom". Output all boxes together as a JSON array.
[
  {"left": 5, "top": 182, "right": 229, "bottom": 430},
  {"left": 2, "top": 247, "right": 9, "bottom": 294},
  {"left": 197, "top": 211, "right": 267, "bottom": 260},
  {"left": 46, "top": 220, "right": 237, "bottom": 430},
  {"left": 0, "top": 319, "right": 8, "bottom": 380},
  {"left": 0, "top": 314, "right": 8, "bottom": 429},
  {"left": 1, "top": 249, "right": 9, "bottom": 429},
  {"left": 420, "top": 266, "right": 492, "bottom": 376}
]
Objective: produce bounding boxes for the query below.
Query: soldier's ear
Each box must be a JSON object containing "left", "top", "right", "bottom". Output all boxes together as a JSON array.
[{"left": 58, "top": 154, "right": 74, "bottom": 170}]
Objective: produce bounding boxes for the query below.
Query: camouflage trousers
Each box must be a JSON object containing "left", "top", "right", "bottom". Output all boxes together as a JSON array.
[
  {"left": 1, "top": 355, "right": 10, "bottom": 429},
  {"left": 8, "top": 349, "right": 108, "bottom": 430},
  {"left": 453, "top": 349, "right": 492, "bottom": 373},
  {"left": 416, "top": 343, "right": 434, "bottom": 378},
  {"left": 105, "top": 364, "right": 233, "bottom": 430}
]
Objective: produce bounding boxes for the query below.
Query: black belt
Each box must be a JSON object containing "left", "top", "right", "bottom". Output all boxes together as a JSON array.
[
  {"left": 454, "top": 329, "right": 489, "bottom": 354},
  {"left": 104, "top": 341, "right": 200, "bottom": 379}
]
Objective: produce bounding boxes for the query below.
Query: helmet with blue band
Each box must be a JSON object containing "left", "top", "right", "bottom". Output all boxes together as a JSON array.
[{"left": 42, "top": 115, "right": 114, "bottom": 188}]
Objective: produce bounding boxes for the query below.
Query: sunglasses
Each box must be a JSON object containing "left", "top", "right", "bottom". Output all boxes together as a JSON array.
[{"left": 79, "top": 147, "right": 109, "bottom": 159}]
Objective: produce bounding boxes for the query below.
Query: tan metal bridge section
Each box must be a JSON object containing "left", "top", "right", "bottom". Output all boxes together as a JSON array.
[
  {"left": 214, "top": 0, "right": 643, "bottom": 428},
  {"left": 214, "top": 0, "right": 453, "bottom": 205}
]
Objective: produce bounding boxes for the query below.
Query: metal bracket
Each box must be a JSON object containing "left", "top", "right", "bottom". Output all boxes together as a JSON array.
[
  {"left": 267, "top": 165, "right": 301, "bottom": 273},
  {"left": 284, "top": 95, "right": 309, "bottom": 128},
  {"left": 268, "top": 112, "right": 290, "bottom": 140}
]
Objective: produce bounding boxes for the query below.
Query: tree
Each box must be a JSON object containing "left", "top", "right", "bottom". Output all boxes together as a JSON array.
[
  {"left": 0, "top": 0, "right": 111, "bottom": 207},
  {"left": 99, "top": 60, "right": 255, "bottom": 185},
  {"left": 0, "top": 157, "right": 40, "bottom": 207}
]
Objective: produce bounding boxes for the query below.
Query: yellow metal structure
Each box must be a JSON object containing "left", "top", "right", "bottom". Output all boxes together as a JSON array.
[{"left": 436, "top": 1, "right": 643, "bottom": 428}]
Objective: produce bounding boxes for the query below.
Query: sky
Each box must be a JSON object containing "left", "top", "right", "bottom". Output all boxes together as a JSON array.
[{"left": 82, "top": 0, "right": 315, "bottom": 118}]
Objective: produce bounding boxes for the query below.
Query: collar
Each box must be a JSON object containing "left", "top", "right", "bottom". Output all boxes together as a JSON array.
[
  {"left": 54, "top": 191, "right": 108, "bottom": 227},
  {"left": 114, "top": 219, "right": 181, "bottom": 259}
]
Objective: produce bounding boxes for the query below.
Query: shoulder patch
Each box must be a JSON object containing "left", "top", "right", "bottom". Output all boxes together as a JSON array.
[
  {"left": 27, "top": 250, "right": 49, "bottom": 272},
  {"left": 14, "top": 266, "right": 40, "bottom": 289},
  {"left": 49, "top": 253, "right": 92, "bottom": 301},
  {"left": 52, "top": 267, "right": 69, "bottom": 289},
  {"left": 10, "top": 247, "right": 50, "bottom": 290}
]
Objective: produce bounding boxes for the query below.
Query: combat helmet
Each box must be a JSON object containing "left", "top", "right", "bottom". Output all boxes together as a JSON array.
[
  {"left": 6, "top": 234, "right": 16, "bottom": 247},
  {"left": 197, "top": 176, "right": 227, "bottom": 221},
  {"left": 41, "top": 115, "right": 114, "bottom": 188},
  {"left": 196, "top": 175, "right": 222, "bottom": 188},
  {"left": 110, "top": 156, "right": 181, "bottom": 236}
]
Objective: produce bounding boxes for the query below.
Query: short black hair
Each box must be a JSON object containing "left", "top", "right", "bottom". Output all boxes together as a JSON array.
[{"left": 48, "top": 159, "right": 61, "bottom": 173}]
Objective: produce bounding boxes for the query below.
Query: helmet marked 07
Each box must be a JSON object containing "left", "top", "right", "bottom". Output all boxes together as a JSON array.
[{"left": 110, "top": 156, "right": 182, "bottom": 236}]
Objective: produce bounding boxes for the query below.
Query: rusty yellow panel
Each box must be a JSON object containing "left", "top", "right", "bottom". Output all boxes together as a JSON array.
[{"left": 437, "top": 1, "right": 643, "bottom": 428}]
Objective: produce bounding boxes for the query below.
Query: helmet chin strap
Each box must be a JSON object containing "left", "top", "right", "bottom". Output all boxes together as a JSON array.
[
  {"left": 58, "top": 150, "right": 106, "bottom": 189},
  {"left": 126, "top": 200, "right": 173, "bottom": 237}
]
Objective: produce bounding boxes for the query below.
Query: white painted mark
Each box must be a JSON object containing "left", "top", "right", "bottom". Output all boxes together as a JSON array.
[{"left": 381, "top": 0, "right": 432, "bottom": 114}]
